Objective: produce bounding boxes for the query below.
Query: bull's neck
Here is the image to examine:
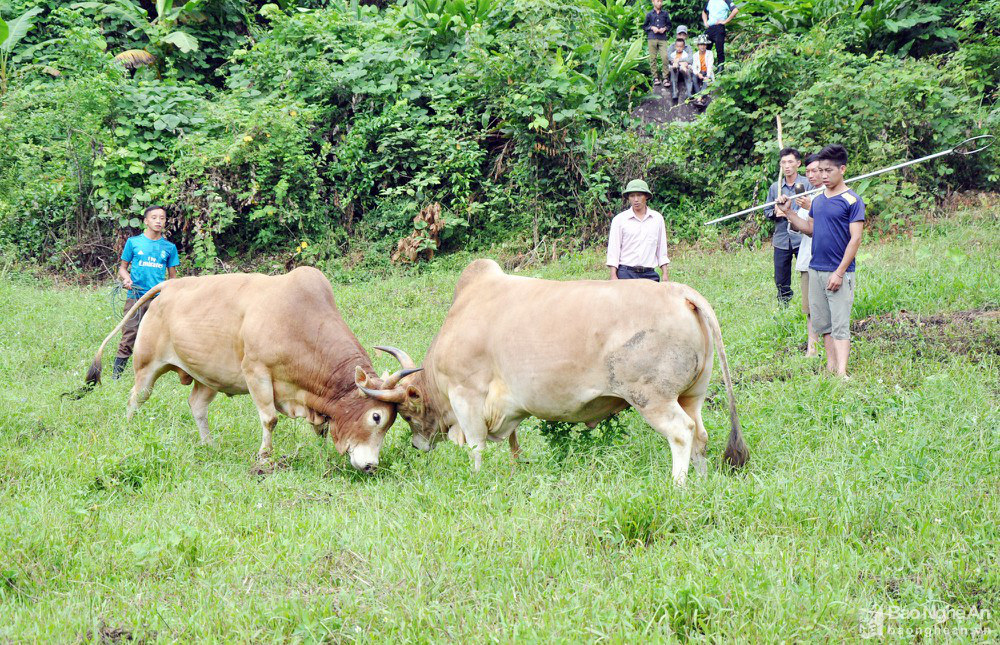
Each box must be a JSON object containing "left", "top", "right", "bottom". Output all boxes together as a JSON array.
[
  {"left": 418, "top": 352, "right": 454, "bottom": 433},
  {"left": 308, "top": 344, "right": 376, "bottom": 418}
]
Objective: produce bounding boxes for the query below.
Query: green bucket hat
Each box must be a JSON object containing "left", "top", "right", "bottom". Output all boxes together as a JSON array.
[{"left": 623, "top": 179, "right": 653, "bottom": 198}]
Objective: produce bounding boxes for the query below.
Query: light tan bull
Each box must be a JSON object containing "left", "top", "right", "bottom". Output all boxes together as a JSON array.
[
  {"left": 83, "top": 267, "right": 417, "bottom": 472},
  {"left": 359, "top": 259, "right": 747, "bottom": 485}
]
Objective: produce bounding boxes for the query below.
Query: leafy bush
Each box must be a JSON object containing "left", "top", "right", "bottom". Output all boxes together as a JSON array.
[{"left": 0, "top": 0, "right": 996, "bottom": 272}]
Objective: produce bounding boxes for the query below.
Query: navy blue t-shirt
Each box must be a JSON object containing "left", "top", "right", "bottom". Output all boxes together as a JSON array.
[
  {"left": 808, "top": 190, "right": 865, "bottom": 273},
  {"left": 122, "top": 234, "right": 179, "bottom": 297}
]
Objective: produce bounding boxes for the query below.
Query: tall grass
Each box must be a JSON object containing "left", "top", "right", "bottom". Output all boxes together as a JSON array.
[{"left": 0, "top": 205, "right": 997, "bottom": 641}]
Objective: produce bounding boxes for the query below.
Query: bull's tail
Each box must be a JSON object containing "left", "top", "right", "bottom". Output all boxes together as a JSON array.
[
  {"left": 685, "top": 290, "right": 748, "bottom": 469},
  {"left": 76, "top": 283, "right": 167, "bottom": 394}
]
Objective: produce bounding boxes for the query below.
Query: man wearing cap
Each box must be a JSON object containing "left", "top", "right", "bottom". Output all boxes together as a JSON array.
[
  {"left": 676, "top": 24, "right": 694, "bottom": 58},
  {"left": 607, "top": 180, "right": 670, "bottom": 282}
]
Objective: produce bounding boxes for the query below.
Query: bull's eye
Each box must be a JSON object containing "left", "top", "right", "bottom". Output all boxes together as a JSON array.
[{"left": 373, "top": 412, "right": 381, "bottom": 424}]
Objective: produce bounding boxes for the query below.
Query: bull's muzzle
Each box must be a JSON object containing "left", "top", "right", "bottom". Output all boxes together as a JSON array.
[
  {"left": 348, "top": 445, "right": 380, "bottom": 473},
  {"left": 411, "top": 434, "right": 434, "bottom": 452}
]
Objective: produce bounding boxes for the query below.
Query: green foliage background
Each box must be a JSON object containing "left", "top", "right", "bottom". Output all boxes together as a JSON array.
[{"left": 0, "top": 0, "right": 997, "bottom": 273}]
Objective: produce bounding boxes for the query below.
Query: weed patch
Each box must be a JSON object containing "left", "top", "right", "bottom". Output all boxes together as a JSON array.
[
  {"left": 88, "top": 445, "right": 173, "bottom": 495},
  {"left": 853, "top": 306, "right": 1000, "bottom": 358}
]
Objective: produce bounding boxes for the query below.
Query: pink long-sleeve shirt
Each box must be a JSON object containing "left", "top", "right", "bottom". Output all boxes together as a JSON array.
[{"left": 606, "top": 208, "right": 670, "bottom": 269}]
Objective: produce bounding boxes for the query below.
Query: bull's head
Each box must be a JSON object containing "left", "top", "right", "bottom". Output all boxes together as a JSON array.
[
  {"left": 339, "top": 363, "right": 419, "bottom": 472},
  {"left": 354, "top": 346, "right": 441, "bottom": 453}
]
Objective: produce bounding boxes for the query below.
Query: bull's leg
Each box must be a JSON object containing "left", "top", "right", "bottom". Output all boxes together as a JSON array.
[
  {"left": 678, "top": 395, "right": 709, "bottom": 477},
  {"left": 244, "top": 367, "right": 279, "bottom": 460},
  {"left": 188, "top": 381, "right": 218, "bottom": 444},
  {"left": 508, "top": 431, "right": 521, "bottom": 461},
  {"left": 127, "top": 361, "right": 169, "bottom": 421},
  {"left": 449, "top": 391, "right": 489, "bottom": 472},
  {"left": 638, "top": 400, "right": 695, "bottom": 486}
]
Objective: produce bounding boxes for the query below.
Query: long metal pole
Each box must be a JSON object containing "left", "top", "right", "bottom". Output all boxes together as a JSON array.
[{"left": 704, "top": 135, "right": 995, "bottom": 226}]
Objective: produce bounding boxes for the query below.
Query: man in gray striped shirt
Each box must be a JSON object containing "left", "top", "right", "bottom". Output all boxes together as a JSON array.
[{"left": 763, "top": 147, "right": 812, "bottom": 304}]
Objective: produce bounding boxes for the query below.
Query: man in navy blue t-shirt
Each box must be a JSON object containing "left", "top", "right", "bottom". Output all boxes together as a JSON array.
[
  {"left": 777, "top": 144, "right": 864, "bottom": 377},
  {"left": 113, "top": 205, "right": 179, "bottom": 379}
]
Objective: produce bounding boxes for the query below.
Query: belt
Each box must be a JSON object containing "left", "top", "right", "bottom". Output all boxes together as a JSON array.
[{"left": 621, "top": 265, "right": 656, "bottom": 273}]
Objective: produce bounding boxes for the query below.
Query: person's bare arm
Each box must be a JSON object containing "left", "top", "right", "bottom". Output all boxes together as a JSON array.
[
  {"left": 610, "top": 267, "right": 619, "bottom": 280},
  {"left": 167, "top": 266, "right": 177, "bottom": 279},
  {"left": 776, "top": 195, "right": 814, "bottom": 235},
  {"left": 724, "top": 7, "right": 739, "bottom": 24},
  {"left": 118, "top": 261, "right": 132, "bottom": 291},
  {"left": 702, "top": 10, "right": 709, "bottom": 27},
  {"left": 660, "top": 264, "right": 669, "bottom": 282},
  {"left": 826, "top": 221, "right": 863, "bottom": 292}
]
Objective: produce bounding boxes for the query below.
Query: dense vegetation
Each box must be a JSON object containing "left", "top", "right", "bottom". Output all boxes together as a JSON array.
[
  {"left": 1, "top": 205, "right": 997, "bottom": 640},
  {"left": 0, "top": 0, "right": 997, "bottom": 275}
]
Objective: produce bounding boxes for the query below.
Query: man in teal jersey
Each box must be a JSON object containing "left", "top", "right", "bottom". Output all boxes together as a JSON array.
[{"left": 113, "top": 205, "right": 179, "bottom": 379}]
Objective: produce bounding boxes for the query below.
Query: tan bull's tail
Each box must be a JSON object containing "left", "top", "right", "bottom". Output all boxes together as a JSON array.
[
  {"left": 77, "top": 283, "right": 167, "bottom": 393},
  {"left": 685, "top": 290, "right": 748, "bottom": 469}
]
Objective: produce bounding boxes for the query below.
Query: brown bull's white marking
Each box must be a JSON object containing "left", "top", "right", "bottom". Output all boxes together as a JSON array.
[
  {"left": 84, "top": 267, "right": 405, "bottom": 472},
  {"left": 360, "top": 259, "right": 747, "bottom": 485}
]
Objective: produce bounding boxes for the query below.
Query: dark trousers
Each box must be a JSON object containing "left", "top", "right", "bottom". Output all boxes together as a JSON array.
[
  {"left": 616, "top": 266, "right": 661, "bottom": 282},
  {"left": 707, "top": 24, "right": 726, "bottom": 68},
  {"left": 773, "top": 246, "right": 799, "bottom": 303},
  {"left": 692, "top": 72, "right": 710, "bottom": 94},
  {"left": 669, "top": 66, "right": 692, "bottom": 100},
  {"left": 115, "top": 298, "right": 150, "bottom": 360}
]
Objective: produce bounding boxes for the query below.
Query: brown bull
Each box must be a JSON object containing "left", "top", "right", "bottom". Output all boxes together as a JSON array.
[
  {"left": 358, "top": 259, "right": 747, "bottom": 485},
  {"left": 84, "top": 267, "right": 417, "bottom": 472}
]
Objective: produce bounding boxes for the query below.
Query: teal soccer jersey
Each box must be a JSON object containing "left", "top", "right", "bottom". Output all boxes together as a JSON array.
[{"left": 122, "top": 234, "right": 179, "bottom": 297}]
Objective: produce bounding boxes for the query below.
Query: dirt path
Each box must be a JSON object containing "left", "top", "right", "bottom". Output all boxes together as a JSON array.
[{"left": 632, "top": 84, "right": 711, "bottom": 126}]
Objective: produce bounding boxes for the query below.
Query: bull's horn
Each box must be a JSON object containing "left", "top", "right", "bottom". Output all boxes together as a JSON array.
[
  {"left": 356, "top": 383, "right": 409, "bottom": 404},
  {"left": 383, "top": 367, "right": 423, "bottom": 389},
  {"left": 375, "top": 346, "right": 416, "bottom": 370}
]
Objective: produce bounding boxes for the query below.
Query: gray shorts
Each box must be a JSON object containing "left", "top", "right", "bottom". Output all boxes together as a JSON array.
[{"left": 808, "top": 270, "right": 856, "bottom": 340}]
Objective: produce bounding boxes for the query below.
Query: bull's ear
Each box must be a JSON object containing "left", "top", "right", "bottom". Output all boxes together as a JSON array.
[
  {"left": 355, "top": 366, "right": 369, "bottom": 392},
  {"left": 405, "top": 385, "right": 420, "bottom": 400},
  {"left": 380, "top": 369, "right": 390, "bottom": 381}
]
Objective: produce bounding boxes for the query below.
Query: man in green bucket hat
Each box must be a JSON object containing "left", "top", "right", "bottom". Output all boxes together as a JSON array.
[{"left": 606, "top": 179, "right": 670, "bottom": 282}]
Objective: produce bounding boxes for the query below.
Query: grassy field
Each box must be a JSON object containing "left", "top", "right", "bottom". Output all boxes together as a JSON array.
[{"left": 1, "top": 202, "right": 998, "bottom": 642}]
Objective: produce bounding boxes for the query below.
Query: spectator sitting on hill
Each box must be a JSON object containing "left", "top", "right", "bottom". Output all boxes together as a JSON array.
[
  {"left": 642, "top": 0, "right": 672, "bottom": 87},
  {"left": 668, "top": 38, "right": 693, "bottom": 103},
  {"left": 676, "top": 24, "right": 694, "bottom": 58},
  {"left": 691, "top": 34, "right": 715, "bottom": 103}
]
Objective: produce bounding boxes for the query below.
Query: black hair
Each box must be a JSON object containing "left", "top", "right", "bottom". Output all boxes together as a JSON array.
[
  {"left": 676, "top": 38, "right": 685, "bottom": 43},
  {"left": 778, "top": 147, "right": 801, "bottom": 161},
  {"left": 803, "top": 153, "right": 819, "bottom": 165},
  {"left": 817, "top": 144, "right": 848, "bottom": 166},
  {"left": 143, "top": 205, "right": 167, "bottom": 218}
]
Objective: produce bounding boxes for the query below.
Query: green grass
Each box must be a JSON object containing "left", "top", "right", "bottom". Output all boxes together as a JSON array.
[{"left": 1, "top": 205, "right": 998, "bottom": 642}]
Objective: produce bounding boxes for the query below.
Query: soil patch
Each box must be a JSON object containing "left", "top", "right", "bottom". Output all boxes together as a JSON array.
[
  {"left": 631, "top": 84, "right": 710, "bottom": 126},
  {"left": 249, "top": 453, "right": 294, "bottom": 478},
  {"left": 852, "top": 306, "right": 1000, "bottom": 357}
]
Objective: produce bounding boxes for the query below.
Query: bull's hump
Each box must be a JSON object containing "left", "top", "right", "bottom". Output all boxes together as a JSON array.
[{"left": 454, "top": 259, "right": 504, "bottom": 295}]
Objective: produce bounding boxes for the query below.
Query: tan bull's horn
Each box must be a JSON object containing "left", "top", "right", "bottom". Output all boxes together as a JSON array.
[
  {"left": 356, "top": 383, "right": 409, "bottom": 404},
  {"left": 374, "top": 346, "right": 416, "bottom": 370},
  {"left": 382, "top": 367, "right": 423, "bottom": 389}
]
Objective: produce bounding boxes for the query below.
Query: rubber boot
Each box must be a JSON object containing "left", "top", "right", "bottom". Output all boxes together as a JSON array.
[{"left": 112, "top": 357, "right": 129, "bottom": 380}]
